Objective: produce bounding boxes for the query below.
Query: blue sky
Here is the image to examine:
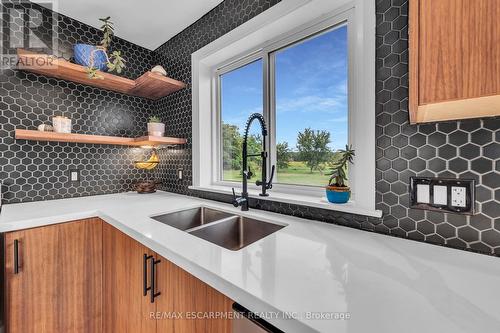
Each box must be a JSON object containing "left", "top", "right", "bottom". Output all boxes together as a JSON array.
[{"left": 221, "top": 25, "right": 348, "bottom": 151}]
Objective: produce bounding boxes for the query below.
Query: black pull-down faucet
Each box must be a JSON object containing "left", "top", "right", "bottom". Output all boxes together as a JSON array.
[{"left": 232, "top": 113, "right": 275, "bottom": 211}]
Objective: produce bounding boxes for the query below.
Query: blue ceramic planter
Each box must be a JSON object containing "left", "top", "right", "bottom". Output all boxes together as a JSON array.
[
  {"left": 73, "top": 44, "right": 108, "bottom": 71},
  {"left": 326, "top": 187, "right": 350, "bottom": 204}
]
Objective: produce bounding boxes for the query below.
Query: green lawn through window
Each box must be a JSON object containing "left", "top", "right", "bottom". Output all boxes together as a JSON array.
[{"left": 223, "top": 161, "right": 330, "bottom": 187}]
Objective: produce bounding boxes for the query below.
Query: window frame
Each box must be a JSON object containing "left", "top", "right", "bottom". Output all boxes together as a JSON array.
[
  {"left": 213, "top": 11, "right": 353, "bottom": 198},
  {"left": 215, "top": 52, "right": 264, "bottom": 185},
  {"left": 191, "top": 0, "right": 380, "bottom": 217}
]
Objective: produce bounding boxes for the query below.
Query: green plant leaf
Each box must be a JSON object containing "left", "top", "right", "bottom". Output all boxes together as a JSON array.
[
  {"left": 95, "top": 16, "right": 127, "bottom": 75},
  {"left": 99, "top": 16, "right": 115, "bottom": 49},
  {"left": 326, "top": 145, "right": 355, "bottom": 186},
  {"left": 106, "top": 50, "right": 126, "bottom": 74},
  {"left": 149, "top": 116, "right": 162, "bottom": 123},
  {"left": 85, "top": 66, "right": 103, "bottom": 79}
]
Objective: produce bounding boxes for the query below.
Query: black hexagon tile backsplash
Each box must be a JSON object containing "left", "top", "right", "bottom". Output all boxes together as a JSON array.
[
  {"left": 153, "top": 0, "right": 499, "bottom": 256},
  {"left": 151, "top": 0, "right": 282, "bottom": 195},
  {"left": 373, "top": 0, "right": 499, "bottom": 255},
  {"left": 0, "top": 0, "right": 156, "bottom": 203},
  {"left": 0, "top": 0, "right": 498, "bottom": 256}
]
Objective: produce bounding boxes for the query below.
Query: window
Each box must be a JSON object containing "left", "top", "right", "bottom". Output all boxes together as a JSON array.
[
  {"left": 219, "top": 59, "right": 263, "bottom": 182},
  {"left": 191, "top": 0, "right": 378, "bottom": 216},
  {"left": 273, "top": 26, "right": 348, "bottom": 186},
  {"left": 216, "top": 24, "right": 349, "bottom": 188}
]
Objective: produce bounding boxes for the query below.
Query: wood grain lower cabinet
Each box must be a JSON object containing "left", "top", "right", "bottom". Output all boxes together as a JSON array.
[
  {"left": 104, "top": 227, "right": 234, "bottom": 333},
  {"left": 3, "top": 220, "right": 233, "bottom": 333},
  {"left": 3, "top": 218, "right": 103, "bottom": 333},
  {"left": 155, "top": 254, "right": 233, "bottom": 333},
  {"left": 102, "top": 223, "right": 156, "bottom": 333}
]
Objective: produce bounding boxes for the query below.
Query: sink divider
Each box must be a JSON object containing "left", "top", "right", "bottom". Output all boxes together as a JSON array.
[{"left": 185, "top": 215, "right": 239, "bottom": 233}]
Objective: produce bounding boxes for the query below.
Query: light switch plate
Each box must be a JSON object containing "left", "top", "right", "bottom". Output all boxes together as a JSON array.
[
  {"left": 416, "top": 184, "right": 430, "bottom": 203},
  {"left": 433, "top": 185, "right": 447, "bottom": 205},
  {"left": 410, "top": 177, "right": 475, "bottom": 215}
]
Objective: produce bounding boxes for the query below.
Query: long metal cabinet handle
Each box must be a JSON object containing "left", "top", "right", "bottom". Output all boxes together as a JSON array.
[
  {"left": 143, "top": 254, "right": 153, "bottom": 296},
  {"left": 232, "top": 303, "right": 284, "bottom": 333},
  {"left": 150, "top": 258, "right": 161, "bottom": 303},
  {"left": 14, "top": 239, "right": 19, "bottom": 274}
]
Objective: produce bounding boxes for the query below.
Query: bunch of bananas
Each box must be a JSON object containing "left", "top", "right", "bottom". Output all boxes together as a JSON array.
[{"left": 134, "top": 150, "right": 160, "bottom": 170}]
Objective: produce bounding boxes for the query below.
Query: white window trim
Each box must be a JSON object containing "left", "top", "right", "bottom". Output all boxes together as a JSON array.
[
  {"left": 214, "top": 52, "right": 263, "bottom": 184},
  {"left": 191, "top": 0, "right": 381, "bottom": 218}
]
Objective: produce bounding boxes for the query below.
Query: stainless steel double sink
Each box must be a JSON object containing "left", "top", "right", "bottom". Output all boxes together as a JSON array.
[{"left": 151, "top": 207, "right": 285, "bottom": 251}]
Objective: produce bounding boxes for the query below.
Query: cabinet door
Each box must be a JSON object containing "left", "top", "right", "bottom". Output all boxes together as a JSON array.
[
  {"left": 155, "top": 254, "right": 233, "bottom": 333},
  {"left": 102, "top": 223, "right": 156, "bottom": 333},
  {"left": 4, "top": 218, "right": 103, "bottom": 333},
  {"left": 152, "top": 254, "right": 175, "bottom": 332},
  {"left": 409, "top": 0, "right": 500, "bottom": 123}
]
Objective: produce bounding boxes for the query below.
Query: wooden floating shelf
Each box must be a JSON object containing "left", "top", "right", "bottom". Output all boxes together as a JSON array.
[
  {"left": 15, "top": 129, "right": 187, "bottom": 147},
  {"left": 17, "top": 49, "right": 186, "bottom": 100}
]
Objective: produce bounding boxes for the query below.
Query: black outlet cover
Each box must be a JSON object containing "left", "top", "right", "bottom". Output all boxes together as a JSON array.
[{"left": 409, "top": 177, "right": 475, "bottom": 215}]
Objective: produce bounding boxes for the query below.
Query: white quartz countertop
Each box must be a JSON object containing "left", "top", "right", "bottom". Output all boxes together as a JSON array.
[{"left": 1, "top": 191, "right": 499, "bottom": 333}]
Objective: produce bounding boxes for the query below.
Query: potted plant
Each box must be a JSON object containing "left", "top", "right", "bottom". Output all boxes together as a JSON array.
[
  {"left": 326, "top": 145, "right": 355, "bottom": 204},
  {"left": 147, "top": 116, "right": 165, "bottom": 137},
  {"left": 73, "top": 16, "right": 126, "bottom": 79}
]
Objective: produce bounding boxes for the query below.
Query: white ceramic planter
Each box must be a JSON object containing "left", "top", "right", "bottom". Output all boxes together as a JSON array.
[{"left": 147, "top": 122, "right": 165, "bottom": 137}]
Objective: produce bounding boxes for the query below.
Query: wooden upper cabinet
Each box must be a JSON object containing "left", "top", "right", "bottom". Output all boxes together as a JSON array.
[
  {"left": 3, "top": 218, "right": 103, "bottom": 333},
  {"left": 409, "top": 0, "right": 500, "bottom": 123}
]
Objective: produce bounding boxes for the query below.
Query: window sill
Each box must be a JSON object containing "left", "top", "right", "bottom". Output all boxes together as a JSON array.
[{"left": 188, "top": 185, "right": 383, "bottom": 218}]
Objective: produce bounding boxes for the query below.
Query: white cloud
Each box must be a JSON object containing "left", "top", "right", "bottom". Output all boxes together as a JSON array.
[
  {"left": 289, "top": 58, "right": 347, "bottom": 95},
  {"left": 222, "top": 106, "right": 263, "bottom": 130},
  {"left": 276, "top": 93, "right": 347, "bottom": 114},
  {"left": 230, "top": 86, "right": 261, "bottom": 94},
  {"left": 327, "top": 80, "right": 347, "bottom": 95},
  {"left": 326, "top": 116, "right": 348, "bottom": 123}
]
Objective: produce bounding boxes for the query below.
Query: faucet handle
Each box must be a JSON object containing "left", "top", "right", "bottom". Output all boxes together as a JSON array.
[
  {"left": 247, "top": 166, "right": 253, "bottom": 179},
  {"left": 256, "top": 164, "right": 275, "bottom": 194},
  {"left": 231, "top": 188, "right": 239, "bottom": 207},
  {"left": 231, "top": 188, "right": 248, "bottom": 208},
  {"left": 267, "top": 165, "right": 275, "bottom": 189}
]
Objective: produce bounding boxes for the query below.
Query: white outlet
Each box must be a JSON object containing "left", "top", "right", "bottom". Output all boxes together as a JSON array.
[
  {"left": 451, "top": 186, "right": 466, "bottom": 207},
  {"left": 69, "top": 169, "right": 80, "bottom": 183}
]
